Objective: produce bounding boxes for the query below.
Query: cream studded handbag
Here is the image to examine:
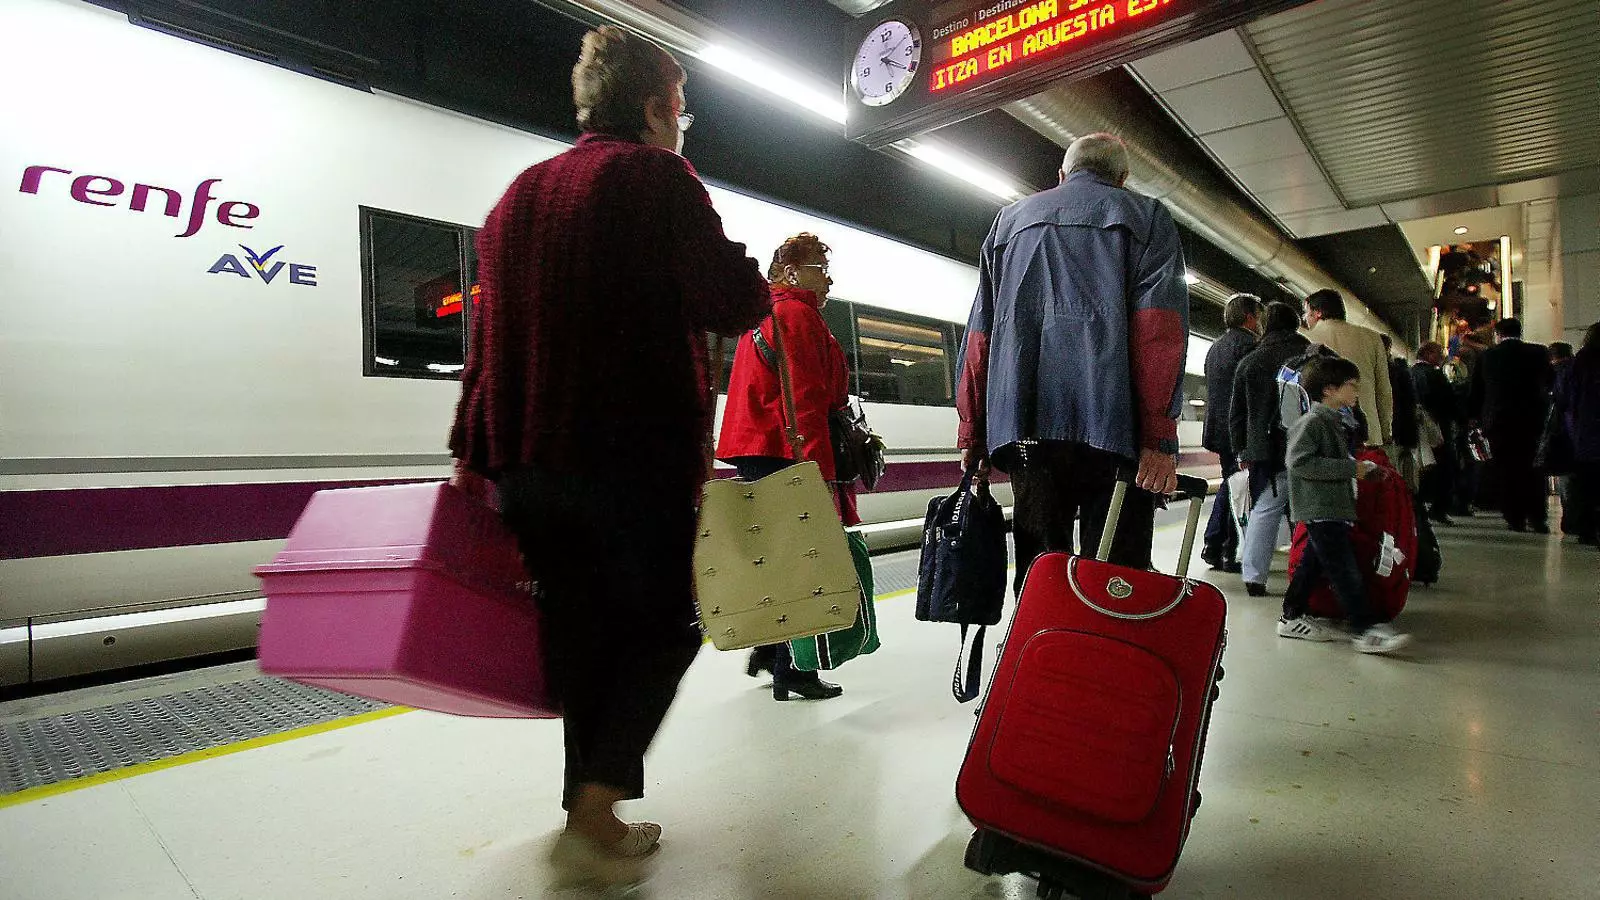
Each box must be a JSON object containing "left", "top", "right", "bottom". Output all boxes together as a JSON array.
[{"left": 695, "top": 313, "right": 861, "bottom": 651}]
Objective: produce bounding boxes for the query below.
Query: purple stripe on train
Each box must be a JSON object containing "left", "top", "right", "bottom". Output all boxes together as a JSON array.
[
  {"left": 0, "top": 479, "right": 427, "bottom": 561},
  {"left": 0, "top": 453, "right": 1215, "bottom": 561}
]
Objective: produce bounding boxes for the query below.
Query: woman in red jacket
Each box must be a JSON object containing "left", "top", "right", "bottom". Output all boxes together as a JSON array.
[{"left": 717, "top": 232, "right": 858, "bottom": 701}]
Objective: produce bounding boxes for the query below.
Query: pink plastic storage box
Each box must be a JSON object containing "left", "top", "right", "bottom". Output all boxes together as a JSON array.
[{"left": 255, "top": 481, "right": 557, "bottom": 718}]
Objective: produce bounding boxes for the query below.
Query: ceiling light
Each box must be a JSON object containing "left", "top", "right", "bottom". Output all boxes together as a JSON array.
[
  {"left": 426, "top": 363, "right": 465, "bottom": 374},
  {"left": 895, "top": 140, "right": 1024, "bottom": 202},
  {"left": 374, "top": 356, "right": 399, "bottom": 366},
  {"left": 1453, "top": 226, "right": 1469, "bottom": 235},
  {"left": 1183, "top": 271, "right": 1200, "bottom": 286},
  {"left": 697, "top": 45, "right": 848, "bottom": 125},
  {"left": 1188, "top": 399, "right": 1206, "bottom": 407}
]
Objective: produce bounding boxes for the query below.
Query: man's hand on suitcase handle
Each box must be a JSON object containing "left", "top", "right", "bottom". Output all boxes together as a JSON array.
[{"left": 1136, "top": 448, "right": 1179, "bottom": 496}]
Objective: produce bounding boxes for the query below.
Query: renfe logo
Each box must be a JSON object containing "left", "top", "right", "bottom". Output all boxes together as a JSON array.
[
  {"left": 209, "top": 244, "right": 317, "bottom": 286},
  {"left": 18, "top": 164, "right": 258, "bottom": 239}
]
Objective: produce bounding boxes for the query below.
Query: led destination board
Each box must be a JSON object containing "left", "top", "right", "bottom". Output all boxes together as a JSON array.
[
  {"left": 929, "top": 0, "right": 1174, "bottom": 95},
  {"left": 844, "top": 0, "right": 1312, "bottom": 148}
]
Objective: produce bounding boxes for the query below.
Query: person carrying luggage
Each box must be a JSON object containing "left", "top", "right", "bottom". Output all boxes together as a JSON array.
[
  {"left": 1277, "top": 356, "right": 1412, "bottom": 654},
  {"left": 955, "top": 133, "right": 1189, "bottom": 589},
  {"left": 717, "top": 232, "right": 861, "bottom": 702},
  {"left": 1227, "top": 301, "right": 1310, "bottom": 595},
  {"left": 1469, "top": 317, "right": 1557, "bottom": 533},
  {"left": 449, "top": 25, "right": 770, "bottom": 886},
  {"left": 1411, "top": 342, "right": 1464, "bottom": 525}
]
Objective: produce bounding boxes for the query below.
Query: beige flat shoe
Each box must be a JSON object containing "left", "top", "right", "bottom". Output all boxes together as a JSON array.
[
  {"left": 612, "top": 822, "right": 662, "bottom": 857},
  {"left": 549, "top": 824, "right": 661, "bottom": 890}
]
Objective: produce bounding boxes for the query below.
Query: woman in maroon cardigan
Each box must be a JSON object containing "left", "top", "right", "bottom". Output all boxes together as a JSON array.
[
  {"left": 450, "top": 26, "right": 769, "bottom": 884},
  {"left": 716, "top": 233, "right": 859, "bottom": 701}
]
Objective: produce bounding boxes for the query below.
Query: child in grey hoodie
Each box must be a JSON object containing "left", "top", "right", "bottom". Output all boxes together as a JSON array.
[{"left": 1279, "top": 356, "right": 1412, "bottom": 654}]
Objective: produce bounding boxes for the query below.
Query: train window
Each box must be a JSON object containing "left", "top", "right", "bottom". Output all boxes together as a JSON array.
[
  {"left": 820, "top": 298, "right": 861, "bottom": 396},
  {"left": 709, "top": 333, "right": 739, "bottom": 391},
  {"left": 1181, "top": 373, "right": 1208, "bottom": 424},
  {"left": 854, "top": 312, "right": 953, "bottom": 406},
  {"left": 361, "top": 208, "right": 471, "bottom": 379}
]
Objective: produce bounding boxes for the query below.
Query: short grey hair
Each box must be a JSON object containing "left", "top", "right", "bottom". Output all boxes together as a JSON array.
[
  {"left": 1063, "top": 132, "right": 1130, "bottom": 183},
  {"left": 1223, "top": 293, "right": 1263, "bottom": 329}
]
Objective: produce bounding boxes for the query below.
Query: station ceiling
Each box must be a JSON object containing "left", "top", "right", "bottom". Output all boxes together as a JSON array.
[{"left": 1129, "top": 0, "right": 1600, "bottom": 333}]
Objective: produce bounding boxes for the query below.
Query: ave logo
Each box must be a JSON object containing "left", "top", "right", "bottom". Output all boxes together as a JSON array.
[{"left": 209, "top": 244, "right": 317, "bottom": 286}]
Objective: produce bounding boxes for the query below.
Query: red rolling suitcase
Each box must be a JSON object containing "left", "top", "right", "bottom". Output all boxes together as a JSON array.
[
  {"left": 957, "top": 474, "right": 1225, "bottom": 899},
  {"left": 1288, "top": 448, "right": 1417, "bottom": 621}
]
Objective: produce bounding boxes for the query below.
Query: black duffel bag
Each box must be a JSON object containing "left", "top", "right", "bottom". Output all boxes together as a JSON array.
[{"left": 917, "top": 463, "right": 1008, "bottom": 702}]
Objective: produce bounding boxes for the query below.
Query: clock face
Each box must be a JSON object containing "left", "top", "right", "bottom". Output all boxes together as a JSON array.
[{"left": 852, "top": 19, "right": 921, "bottom": 108}]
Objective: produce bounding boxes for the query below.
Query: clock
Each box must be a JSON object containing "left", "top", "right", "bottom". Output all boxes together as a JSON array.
[{"left": 851, "top": 19, "right": 921, "bottom": 108}]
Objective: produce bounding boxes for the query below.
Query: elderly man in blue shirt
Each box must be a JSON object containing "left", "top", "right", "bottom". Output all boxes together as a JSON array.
[{"left": 957, "top": 132, "right": 1190, "bottom": 587}]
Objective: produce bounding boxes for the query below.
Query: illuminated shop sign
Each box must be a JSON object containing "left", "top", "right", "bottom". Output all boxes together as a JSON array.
[{"left": 844, "top": 0, "right": 1312, "bottom": 148}]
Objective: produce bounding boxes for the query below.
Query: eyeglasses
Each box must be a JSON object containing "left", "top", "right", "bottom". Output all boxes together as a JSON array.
[
  {"left": 797, "top": 263, "right": 830, "bottom": 276},
  {"left": 676, "top": 111, "right": 695, "bottom": 132}
]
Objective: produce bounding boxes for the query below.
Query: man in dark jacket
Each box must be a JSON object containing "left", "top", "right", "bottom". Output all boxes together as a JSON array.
[
  {"left": 1469, "top": 318, "right": 1555, "bottom": 532},
  {"left": 1228, "top": 302, "right": 1309, "bottom": 595},
  {"left": 1381, "top": 334, "right": 1420, "bottom": 492},
  {"left": 1412, "top": 342, "right": 1462, "bottom": 524},
  {"left": 958, "top": 132, "right": 1189, "bottom": 583},
  {"left": 1381, "top": 335, "right": 1419, "bottom": 450},
  {"left": 1200, "top": 294, "right": 1262, "bottom": 572},
  {"left": 1555, "top": 325, "right": 1600, "bottom": 544},
  {"left": 1550, "top": 341, "right": 1576, "bottom": 533}
]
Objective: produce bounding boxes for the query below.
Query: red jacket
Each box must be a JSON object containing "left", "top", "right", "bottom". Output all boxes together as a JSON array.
[
  {"left": 450, "top": 134, "right": 770, "bottom": 500},
  {"left": 717, "top": 286, "right": 859, "bottom": 524}
]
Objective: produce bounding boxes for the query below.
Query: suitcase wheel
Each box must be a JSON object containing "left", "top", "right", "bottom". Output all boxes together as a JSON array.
[
  {"left": 964, "top": 829, "right": 1002, "bottom": 876},
  {"left": 1036, "top": 879, "right": 1136, "bottom": 900},
  {"left": 1214, "top": 664, "right": 1225, "bottom": 683},
  {"left": 1211, "top": 684, "right": 1221, "bottom": 702}
]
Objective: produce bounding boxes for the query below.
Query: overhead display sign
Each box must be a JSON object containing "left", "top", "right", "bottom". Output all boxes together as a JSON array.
[{"left": 845, "top": 0, "right": 1311, "bottom": 148}]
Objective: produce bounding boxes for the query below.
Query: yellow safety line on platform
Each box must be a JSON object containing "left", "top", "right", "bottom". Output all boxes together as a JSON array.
[{"left": 0, "top": 705, "right": 412, "bottom": 811}]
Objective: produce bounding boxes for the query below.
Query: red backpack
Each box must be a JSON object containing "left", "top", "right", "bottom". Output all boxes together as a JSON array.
[{"left": 1288, "top": 448, "right": 1417, "bottom": 623}]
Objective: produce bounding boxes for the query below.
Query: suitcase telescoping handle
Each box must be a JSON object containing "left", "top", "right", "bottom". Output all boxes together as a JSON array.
[{"left": 1097, "top": 472, "right": 1212, "bottom": 577}]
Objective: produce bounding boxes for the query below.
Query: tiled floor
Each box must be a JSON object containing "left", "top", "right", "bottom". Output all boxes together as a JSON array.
[{"left": 1, "top": 510, "right": 1595, "bottom": 899}]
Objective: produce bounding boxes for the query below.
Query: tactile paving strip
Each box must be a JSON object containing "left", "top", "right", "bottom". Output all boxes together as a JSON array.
[
  {"left": 869, "top": 546, "right": 923, "bottom": 596},
  {"left": 0, "top": 677, "right": 387, "bottom": 795}
]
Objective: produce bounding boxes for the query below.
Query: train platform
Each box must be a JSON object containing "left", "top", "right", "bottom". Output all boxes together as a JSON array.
[{"left": 1, "top": 508, "right": 1595, "bottom": 900}]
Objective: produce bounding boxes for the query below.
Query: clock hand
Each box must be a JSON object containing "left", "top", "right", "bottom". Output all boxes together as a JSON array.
[{"left": 880, "top": 57, "right": 909, "bottom": 72}]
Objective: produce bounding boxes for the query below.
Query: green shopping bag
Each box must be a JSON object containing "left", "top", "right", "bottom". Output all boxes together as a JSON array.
[{"left": 789, "top": 530, "right": 880, "bottom": 671}]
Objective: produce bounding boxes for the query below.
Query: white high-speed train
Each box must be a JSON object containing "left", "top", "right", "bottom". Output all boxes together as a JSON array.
[{"left": 0, "top": 0, "right": 1214, "bottom": 688}]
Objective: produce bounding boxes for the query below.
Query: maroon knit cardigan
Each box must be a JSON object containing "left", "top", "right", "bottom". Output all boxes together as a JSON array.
[{"left": 450, "top": 134, "right": 770, "bottom": 499}]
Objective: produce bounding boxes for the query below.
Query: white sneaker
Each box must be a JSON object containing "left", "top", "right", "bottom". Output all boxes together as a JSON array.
[
  {"left": 1353, "top": 624, "right": 1411, "bottom": 654},
  {"left": 1276, "top": 616, "right": 1343, "bottom": 642}
]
